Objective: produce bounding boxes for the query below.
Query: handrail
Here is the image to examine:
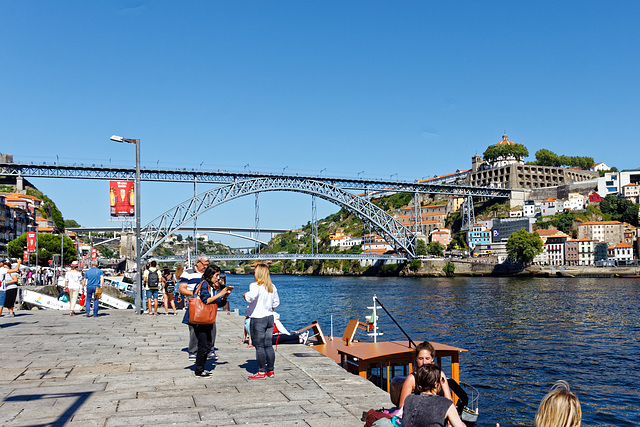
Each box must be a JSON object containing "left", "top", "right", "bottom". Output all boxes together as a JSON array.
[{"left": 373, "top": 296, "right": 416, "bottom": 348}]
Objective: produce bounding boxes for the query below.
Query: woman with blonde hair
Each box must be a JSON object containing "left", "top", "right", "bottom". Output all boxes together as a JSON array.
[
  {"left": 243, "top": 263, "right": 280, "bottom": 379},
  {"left": 535, "top": 381, "right": 581, "bottom": 427}
]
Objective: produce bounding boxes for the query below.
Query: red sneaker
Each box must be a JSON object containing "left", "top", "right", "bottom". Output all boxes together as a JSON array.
[
  {"left": 266, "top": 371, "right": 275, "bottom": 378},
  {"left": 248, "top": 372, "right": 266, "bottom": 380}
]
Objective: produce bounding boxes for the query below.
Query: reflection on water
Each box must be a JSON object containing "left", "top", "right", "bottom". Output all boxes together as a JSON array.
[{"left": 225, "top": 275, "right": 640, "bottom": 426}]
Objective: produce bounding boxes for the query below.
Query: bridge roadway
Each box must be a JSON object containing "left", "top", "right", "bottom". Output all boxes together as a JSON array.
[
  {"left": 151, "top": 253, "right": 408, "bottom": 262},
  {"left": 0, "top": 161, "right": 512, "bottom": 198}
]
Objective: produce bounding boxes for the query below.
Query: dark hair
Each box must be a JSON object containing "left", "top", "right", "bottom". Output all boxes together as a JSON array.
[
  {"left": 414, "top": 341, "right": 435, "bottom": 360},
  {"left": 414, "top": 364, "right": 442, "bottom": 393},
  {"left": 202, "top": 264, "right": 221, "bottom": 284},
  {"left": 163, "top": 266, "right": 170, "bottom": 275},
  {"left": 150, "top": 260, "right": 157, "bottom": 267}
]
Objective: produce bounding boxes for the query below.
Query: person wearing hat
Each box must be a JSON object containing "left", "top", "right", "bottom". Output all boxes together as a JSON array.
[{"left": 64, "top": 261, "right": 83, "bottom": 316}]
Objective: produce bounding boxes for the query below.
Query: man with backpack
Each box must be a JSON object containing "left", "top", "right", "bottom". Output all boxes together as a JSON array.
[{"left": 143, "top": 261, "right": 164, "bottom": 316}]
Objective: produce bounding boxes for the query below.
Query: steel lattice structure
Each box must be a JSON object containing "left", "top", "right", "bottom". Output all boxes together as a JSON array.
[
  {"left": 151, "top": 253, "right": 408, "bottom": 262},
  {"left": 0, "top": 162, "right": 512, "bottom": 197},
  {"left": 140, "top": 177, "right": 417, "bottom": 259}
]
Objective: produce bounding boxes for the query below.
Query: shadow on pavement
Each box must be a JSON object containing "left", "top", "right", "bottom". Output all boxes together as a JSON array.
[{"left": 4, "top": 391, "right": 92, "bottom": 426}]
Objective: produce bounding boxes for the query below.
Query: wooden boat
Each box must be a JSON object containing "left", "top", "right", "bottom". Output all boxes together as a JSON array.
[
  {"left": 303, "top": 295, "right": 480, "bottom": 425},
  {"left": 615, "top": 274, "right": 640, "bottom": 278}
]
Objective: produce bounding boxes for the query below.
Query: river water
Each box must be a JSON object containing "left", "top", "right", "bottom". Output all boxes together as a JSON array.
[{"left": 224, "top": 275, "right": 640, "bottom": 426}]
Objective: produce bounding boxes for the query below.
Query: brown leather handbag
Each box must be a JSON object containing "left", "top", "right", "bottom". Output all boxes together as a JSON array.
[{"left": 188, "top": 281, "right": 217, "bottom": 325}]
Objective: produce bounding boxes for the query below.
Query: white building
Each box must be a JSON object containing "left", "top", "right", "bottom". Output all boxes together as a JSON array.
[
  {"left": 597, "top": 169, "right": 640, "bottom": 197},
  {"left": 611, "top": 242, "right": 633, "bottom": 262},
  {"left": 591, "top": 162, "right": 611, "bottom": 172},
  {"left": 523, "top": 200, "right": 536, "bottom": 217}
]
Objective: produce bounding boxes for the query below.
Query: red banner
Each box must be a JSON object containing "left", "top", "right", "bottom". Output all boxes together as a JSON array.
[
  {"left": 23, "top": 250, "right": 29, "bottom": 262},
  {"left": 91, "top": 248, "right": 97, "bottom": 260},
  {"left": 110, "top": 180, "right": 135, "bottom": 217},
  {"left": 27, "top": 232, "right": 37, "bottom": 252}
]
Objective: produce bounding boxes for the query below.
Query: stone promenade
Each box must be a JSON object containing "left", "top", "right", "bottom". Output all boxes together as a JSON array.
[{"left": 0, "top": 308, "right": 391, "bottom": 426}]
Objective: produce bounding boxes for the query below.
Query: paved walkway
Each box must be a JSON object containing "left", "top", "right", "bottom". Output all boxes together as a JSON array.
[{"left": 0, "top": 308, "right": 391, "bottom": 426}]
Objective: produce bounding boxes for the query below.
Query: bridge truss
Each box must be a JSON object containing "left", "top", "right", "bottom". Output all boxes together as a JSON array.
[
  {"left": 151, "top": 253, "right": 408, "bottom": 263},
  {"left": 140, "top": 177, "right": 417, "bottom": 259}
]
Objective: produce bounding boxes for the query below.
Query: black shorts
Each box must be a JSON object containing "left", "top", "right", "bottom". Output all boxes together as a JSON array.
[{"left": 4, "top": 288, "right": 17, "bottom": 308}]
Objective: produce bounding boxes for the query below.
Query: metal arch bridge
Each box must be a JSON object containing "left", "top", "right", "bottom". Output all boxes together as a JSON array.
[
  {"left": 140, "top": 177, "right": 418, "bottom": 259},
  {"left": 0, "top": 162, "right": 512, "bottom": 198}
]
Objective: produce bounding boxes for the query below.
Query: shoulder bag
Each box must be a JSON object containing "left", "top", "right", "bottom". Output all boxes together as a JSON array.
[{"left": 188, "top": 281, "right": 217, "bottom": 325}]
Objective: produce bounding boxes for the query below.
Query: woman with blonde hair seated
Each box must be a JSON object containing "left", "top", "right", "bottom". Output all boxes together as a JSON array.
[{"left": 535, "top": 380, "right": 581, "bottom": 427}]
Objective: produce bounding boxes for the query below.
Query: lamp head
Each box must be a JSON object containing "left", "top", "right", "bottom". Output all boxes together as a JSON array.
[{"left": 110, "top": 135, "right": 125, "bottom": 142}]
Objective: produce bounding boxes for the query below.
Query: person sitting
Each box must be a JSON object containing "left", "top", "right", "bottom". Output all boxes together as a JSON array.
[
  {"left": 534, "top": 380, "right": 581, "bottom": 427},
  {"left": 272, "top": 312, "right": 310, "bottom": 345},
  {"left": 402, "top": 364, "right": 466, "bottom": 427},
  {"left": 398, "top": 341, "right": 452, "bottom": 408}
]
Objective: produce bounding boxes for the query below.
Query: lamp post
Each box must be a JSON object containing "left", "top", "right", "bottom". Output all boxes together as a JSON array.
[{"left": 110, "top": 135, "right": 143, "bottom": 314}]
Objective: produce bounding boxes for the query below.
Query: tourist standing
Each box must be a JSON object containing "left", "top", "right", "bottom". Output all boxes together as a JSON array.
[
  {"left": 143, "top": 261, "right": 163, "bottom": 316},
  {"left": 83, "top": 261, "right": 104, "bottom": 317},
  {"left": 244, "top": 263, "right": 280, "bottom": 379},
  {"left": 65, "top": 261, "right": 83, "bottom": 316},
  {"left": 179, "top": 254, "right": 209, "bottom": 361},
  {"left": 161, "top": 266, "right": 177, "bottom": 315},
  {"left": 0, "top": 258, "right": 21, "bottom": 318},
  {"left": 3, "top": 259, "right": 20, "bottom": 317},
  {"left": 534, "top": 381, "right": 581, "bottom": 427}
]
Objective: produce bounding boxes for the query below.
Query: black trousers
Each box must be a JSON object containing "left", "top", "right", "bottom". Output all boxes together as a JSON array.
[{"left": 194, "top": 323, "right": 213, "bottom": 374}]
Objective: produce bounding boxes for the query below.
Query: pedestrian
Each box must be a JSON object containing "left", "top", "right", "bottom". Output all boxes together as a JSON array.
[
  {"left": 143, "top": 261, "right": 163, "bottom": 315},
  {"left": 244, "top": 263, "right": 280, "bottom": 379},
  {"left": 534, "top": 381, "right": 581, "bottom": 427},
  {"left": 190, "top": 265, "right": 232, "bottom": 378},
  {"left": 83, "top": 260, "right": 104, "bottom": 317},
  {"left": 64, "top": 261, "right": 83, "bottom": 316},
  {"left": 1, "top": 259, "right": 22, "bottom": 318},
  {"left": 161, "top": 266, "right": 177, "bottom": 315},
  {"left": 179, "top": 254, "right": 210, "bottom": 361}
]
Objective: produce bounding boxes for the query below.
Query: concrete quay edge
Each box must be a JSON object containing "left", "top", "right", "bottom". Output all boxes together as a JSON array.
[{"left": 0, "top": 308, "right": 391, "bottom": 426}]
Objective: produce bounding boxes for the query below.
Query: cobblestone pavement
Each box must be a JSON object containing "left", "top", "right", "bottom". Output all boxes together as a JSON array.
[{"left": 0, "top": 308, "right": 391, "bottom": 426}]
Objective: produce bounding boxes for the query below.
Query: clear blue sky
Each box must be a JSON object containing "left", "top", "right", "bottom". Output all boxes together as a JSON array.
[{"left": 2, "top": 1, "right": 639, "bottom": 246}]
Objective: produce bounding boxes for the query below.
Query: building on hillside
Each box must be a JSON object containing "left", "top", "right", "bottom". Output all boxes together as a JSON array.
[
  {"left": 429, "top": 228, "right": 451, "bottom": 247},
  {"left": 35, "top": 216, "right": 55, "bottom": 233},
  {"left": 534, "top": 229, "right": 563, "bottom": 265},
  {"left": 509, "top": 207, "right": 523, "bottom": 218},
  {"left": 195, "top": 233, "right": 209, "bottom": 242},
  {"left": 596, "top": 169, "right": 640, "bottom": 197},
  {"left": 565, "top": 193, "right": 585, "bottom": 211},
  {"left": 622, "top": 183, "right": 639, "bottom": 203},
  {"left": 472, "top": 240, "right": 508, "bottom": 262},
  {"left": 491, "top": 217, "right": 534, "bottom": 243},
  {"left": 467, "top": 134, "right": 598, "bottom": 189},
  {"left": 588, "top": 191, "right": 603, "bottom": 203},
  {"left": 523, "top": 200, "right": 536, "bottom": 217},
  {"left": 1, "top": 193, "right": 42, "bottom": 216},
  {"left": 577, "top": 221, "right": 624, "bottom": 246},
  {"left": 447, "top": 197, "right": 465, "bottom": 215},
  {"left": 565, "top": 239, "right": 579, "bottom": 266},
  {"left": 394, "top": 213, "right": 444, "bottom": 236},
  {"left": 545, "top": 231, "right": 570, "bottom": 266},
  {"left": 466, "top": 223, "right": 491, "bottom": 249},
  {"left": 329, "top": 232, "right": 363, "bottom": 249},
  {"left": 591, "top": 162, "right": 611, "bottom": 172},
  {"left": 609, "top": 242, "right": 633, "bottom": 264},
  {"left": 362, "top": 234, "right": 393, "bottom": 253},
  {"left": 540, "top": 198, "right": 558, "bottom": 216},
  {"left": 0, "top": 195, "right": 13, "bottom": 255},
  {"left": 623, "top": 224, "right": 637, "bottom": 246},
  {"left": 400, "top": 204, "right": 448, "bottom": 216},
  {"left": 577, "top": 238, "right": 598, "bottom": 266}
]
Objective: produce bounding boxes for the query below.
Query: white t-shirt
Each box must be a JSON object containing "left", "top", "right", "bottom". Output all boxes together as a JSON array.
[
  {"left": 65, "top": 269, "right": 83, "bottom": 290},
  {"left": 245, "top": 282, "right": 280, "bottom": 319},
  {"left": 0, "top": 267, "right": 7, "bottom": 291}
]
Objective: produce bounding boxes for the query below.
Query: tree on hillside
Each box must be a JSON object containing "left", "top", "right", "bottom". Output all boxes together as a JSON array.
[
  {"left": 531, "top": 149, "right": 594, "bottom": 169},
  {"left": 483, "top": 144, "right": 529, "bottom": 163},
  {"left": 506, "top": 229, "right": 543, "bottom": 264},
  {"left": 555, "top": 212, "right": 574, "bottom": 234},
  {"left": 600, "top": 194, "right": 640, "bottom": 226},
  {"left": 64, "top": 219, "right": 81, "bottom": 228},
  {"left": 8, "top": 233, "right": 76, "bottom": 266},
  {"left": 415, "top": 239, "right": 427, "bottom": 256},
  {"left": 426, "top": 241, "right": 446, "bottom": 256}
]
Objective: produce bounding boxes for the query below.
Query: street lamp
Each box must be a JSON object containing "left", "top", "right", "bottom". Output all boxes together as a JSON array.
[{"left": 110, "top": 135, "right": 143, "bottom": 314}]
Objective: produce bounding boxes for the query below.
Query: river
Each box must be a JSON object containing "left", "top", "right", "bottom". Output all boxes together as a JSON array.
[{"left": 224, "top": 275, "right": 640, "bottom": 426}]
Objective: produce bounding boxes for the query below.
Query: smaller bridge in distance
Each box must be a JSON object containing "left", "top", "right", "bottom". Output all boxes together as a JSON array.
[{"left": 150, "top": 253, "right": 407, "bottom": 263}]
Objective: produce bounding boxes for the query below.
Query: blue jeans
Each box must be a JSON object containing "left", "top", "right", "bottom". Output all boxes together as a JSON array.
[
  {"left": 86, "top": 287, "right": 99, "bottom": 316},
  {"left": 250, "top": 315, "right": 275, "bottom": 373}
]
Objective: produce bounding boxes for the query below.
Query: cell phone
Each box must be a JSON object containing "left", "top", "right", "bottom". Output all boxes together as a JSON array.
[{"left": 226, "top": 286, "right": 234, "bottom": 291}]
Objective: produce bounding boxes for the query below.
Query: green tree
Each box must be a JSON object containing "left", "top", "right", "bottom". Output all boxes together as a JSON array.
[
  {"left": 483, "top": 143, "right": 529, "bottom": 163},
  {"left": 426, "top": 241, "right": 446, "bottom": 256},
  {"left": 555, "top": 212, "right": 574, "bottom": 234},
  {"left": 415, "top": 239, "right": 427, "bottom": 256},
  {"left": 506, "top": 229, "right": 543, "bottom": 264},
  {"left": 443, "top": 262, "right": 455, "bottom": 277},
  {"left": 64, "top": 219, "right": 81, "bottom": 228},
  {"left": 8, "top": 233, "right": 76, "bottom": 266}
]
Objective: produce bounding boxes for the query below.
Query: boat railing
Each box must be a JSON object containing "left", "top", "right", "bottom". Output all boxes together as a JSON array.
[{"left": 373, "top": 296, "right": 416, "bottom": 349}]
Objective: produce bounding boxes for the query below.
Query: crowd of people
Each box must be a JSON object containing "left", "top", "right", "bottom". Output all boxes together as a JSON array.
[{"left": 4, "top": 255, "right": 584, "bottom": 426}]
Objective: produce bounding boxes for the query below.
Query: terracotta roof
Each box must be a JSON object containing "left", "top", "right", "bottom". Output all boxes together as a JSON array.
[
  {"left": 579, "top": 221, "right": 623, "bottom": 225},
  {"left": 494, "top": 133, "right": 515, "bottom": 146},
  {"left": 615, "top": 242, "right": 632, "bottom": 248}
]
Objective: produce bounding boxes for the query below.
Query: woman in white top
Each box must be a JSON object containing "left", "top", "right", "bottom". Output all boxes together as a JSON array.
[
  {"left": 243, "top": 263, "right": 280, "bottom": 379},
  {"left": 0, "top": 258, "right": 21, "bottom": 318},
  {"left": 65, "top": 261, "right": 83, "bottom": 316}
]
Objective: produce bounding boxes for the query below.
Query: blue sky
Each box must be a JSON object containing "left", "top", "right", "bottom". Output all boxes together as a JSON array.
[{"left": 1, "top": 1, "right": 639, "bottom": 246}]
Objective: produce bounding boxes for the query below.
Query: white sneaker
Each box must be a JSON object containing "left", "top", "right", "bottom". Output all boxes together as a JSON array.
[
  {"left": 300, "top": 331, "right": 310, "bottom": 345},
  {"left": 208, "top": 351, "right": 217, "bottom": 359}
]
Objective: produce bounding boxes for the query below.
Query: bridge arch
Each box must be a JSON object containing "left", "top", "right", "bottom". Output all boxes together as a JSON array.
[{"left": 140, "top": 177, "right": 416, "bottom": 259}]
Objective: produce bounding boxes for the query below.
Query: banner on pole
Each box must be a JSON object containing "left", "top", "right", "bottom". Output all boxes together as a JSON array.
[
  {"left": 91, "top": 248, "right": 97, "bottom": 260},
  {"left": 27, "top": 232, "right": 37, "bottom": 252},
  {"left": 23, "top": 250, "right": 29, "bottom": 262},
  {"left": 110, "top": 181, "right": 135, "bottom": 217}
]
